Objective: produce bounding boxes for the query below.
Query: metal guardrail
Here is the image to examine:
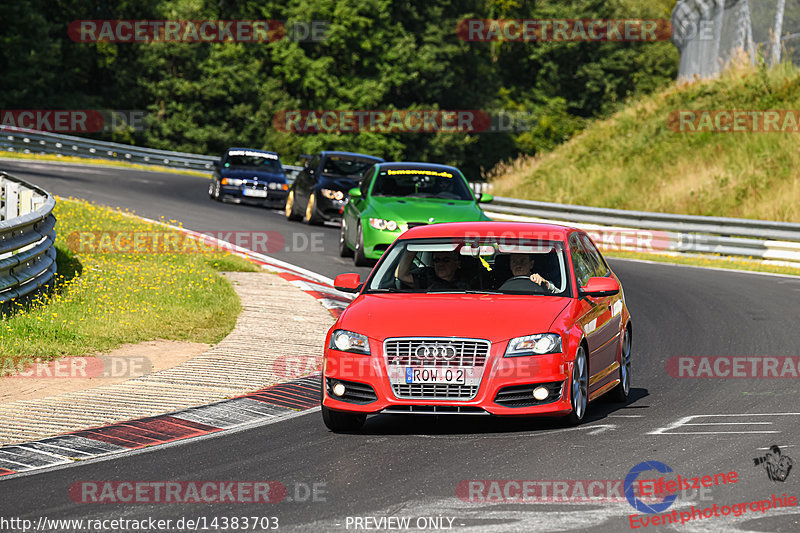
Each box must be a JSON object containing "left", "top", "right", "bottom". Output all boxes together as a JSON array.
[
  {"left": 0, "top": 172, "right": 57, "bottom": 305},
  {"left": 485, "top": 197, "right": 800, "bottom": 265},
  {"left": 0, "top": 126, "right": 304, "bottom": 182},
  {"left": 2, "top": 126, "right": 798, "bottom": 265}
]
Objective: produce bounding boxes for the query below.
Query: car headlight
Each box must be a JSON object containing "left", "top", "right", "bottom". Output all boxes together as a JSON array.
[
  {"left": 369, "top": 218, "right": 399, "bottom": 231},
  {"left": 329, "top": 330, "right": 370, "bottom": 355},
  {"left": 504, "top": 333, "right": 562, "bottom": 357},
  {"left": 221, "top": 178, "right": 243, "bottom": 186},
  {"left": 320, "top": 188, "right": 345, "bottom": 201}
]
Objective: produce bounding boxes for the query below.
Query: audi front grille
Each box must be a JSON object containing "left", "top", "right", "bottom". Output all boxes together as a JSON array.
[
  {"left": 384, "top": 338, "right": 490, "bottom": 368},
  {"left": 384, "top": 337, "right": 490, "bottom": 401}
]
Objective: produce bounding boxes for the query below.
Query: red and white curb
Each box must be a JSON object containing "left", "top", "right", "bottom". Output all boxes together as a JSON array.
[{"left": 0, "top": 223, "right": 356, "bottom": 478}]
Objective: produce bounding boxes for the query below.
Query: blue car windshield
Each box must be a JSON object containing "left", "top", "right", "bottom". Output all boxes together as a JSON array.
[
  {"left": 225, "top": 154, "right": 283, "bottom": 173},
  {"left": 372, "top": 168, "right": 472, "bottom": 200}
]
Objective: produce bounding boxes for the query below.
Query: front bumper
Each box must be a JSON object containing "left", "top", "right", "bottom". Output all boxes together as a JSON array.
[
  {"left": 322, "top": 347, "right": 573, "bottom": 417},
  {"left": 360, "top": 223, "right": 403, "bottom": 259},
  {"left": 315, "top": 195, "right": 347, "bottom": 222},
  {"left": 220, "top": 186, "right": 288, "bottom": 207}
]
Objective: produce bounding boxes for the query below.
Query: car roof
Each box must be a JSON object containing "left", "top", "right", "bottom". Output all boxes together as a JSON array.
[
  {"left": 399, "top": 221, "right": 578, "bottom": 241},
  {"left": 376, "top": 162, "right": 461, "bottom": 173},
  {"left": 226, "top": 147, "right": 279, "bottom": 157},
  {"left": 320, "top": 151, "right": 384, "bottom": 161}
]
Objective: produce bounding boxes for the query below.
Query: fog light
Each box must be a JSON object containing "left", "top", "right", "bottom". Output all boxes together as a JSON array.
[
  {"left": 533, "top": 387, "right": 549, "bottom": 401},
  {"left": 333, "top": 383, "right": 346, "bottom": 397}
]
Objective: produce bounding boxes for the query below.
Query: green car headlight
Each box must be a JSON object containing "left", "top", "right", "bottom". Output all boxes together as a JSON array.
[
  {"left": 369, "top": 218, "right": 399, "bottom": 231},
  {"left": 505, "top": 334, "right": 562, "bottom": 357}
]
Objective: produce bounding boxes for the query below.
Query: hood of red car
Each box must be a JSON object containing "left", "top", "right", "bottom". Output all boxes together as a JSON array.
[{"left": 338, "top": 293, "right": 571, "bottom": 342}]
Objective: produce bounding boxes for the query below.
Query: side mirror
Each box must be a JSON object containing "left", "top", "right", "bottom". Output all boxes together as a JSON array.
[
  {"left": 579, "top": 277, "right": 620, "bottom": 298},
  {"left": 348, "top": 187, "right": 362, "bottom": 200},
  {"left": 334, "top": 273, "right": 362, "bottom": 294},
  {"left": 478, "top": 192, "right": 494, "bottom": 203}
]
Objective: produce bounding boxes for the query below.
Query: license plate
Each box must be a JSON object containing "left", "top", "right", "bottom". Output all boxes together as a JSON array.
[
  {"left": 243, "top": 189, "right": 267, "bottom": 198},
  {"left": 405, "top": 367, "right": 465, "bottom": 385}
]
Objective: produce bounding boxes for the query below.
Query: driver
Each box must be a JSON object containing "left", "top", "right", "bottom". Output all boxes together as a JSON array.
[{"left": 509, "top": 254, "right": 557, "bottom": 293}]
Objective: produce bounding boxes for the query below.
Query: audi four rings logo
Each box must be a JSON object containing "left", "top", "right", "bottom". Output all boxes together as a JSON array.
[{"left": 415, "top": 344, "right": 457, "bottom": 360}]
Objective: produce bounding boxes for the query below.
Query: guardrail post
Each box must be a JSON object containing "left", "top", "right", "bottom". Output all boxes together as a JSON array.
[
  {"left": 5, "top": 181, "right": 19, "bottom": 219},
  {"left": 19, "top": 189, "right": 34, "bottom": 216}
]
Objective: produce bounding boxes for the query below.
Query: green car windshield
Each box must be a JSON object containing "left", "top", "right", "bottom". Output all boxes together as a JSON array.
[
  {"left": 372, "top": 168, "right": 473, "bottom": 201},
  {"left": 366, "top": 238, "right": 571, "bottom": 296}
]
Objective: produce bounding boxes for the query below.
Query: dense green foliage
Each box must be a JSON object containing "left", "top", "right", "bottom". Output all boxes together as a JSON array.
[{"left": 1, "top": 0, "right": 678, "bottom": 178}]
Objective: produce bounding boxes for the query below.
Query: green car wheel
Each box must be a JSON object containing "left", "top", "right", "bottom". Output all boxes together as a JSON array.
[
  {"left": 339, "top": 223, "right": 354, "bottom": 258},
  {"left": 354, "top": 224, "right": 369, "bottom": 266}
]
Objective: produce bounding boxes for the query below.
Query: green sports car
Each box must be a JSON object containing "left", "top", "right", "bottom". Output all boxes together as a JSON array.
[{"left": 339, "top": 162, "right": 493, "bottom": 265}]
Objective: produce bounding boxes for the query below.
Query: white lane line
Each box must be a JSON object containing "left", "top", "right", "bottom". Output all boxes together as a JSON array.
[{"left": 649, "top": 413, "right": 800, "bottom": 435}]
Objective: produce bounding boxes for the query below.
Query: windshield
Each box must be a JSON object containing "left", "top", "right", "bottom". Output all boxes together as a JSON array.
[
  {"left": 372, "top": 167, "right": 473, "bottom": 201},
  {"left": 366, "top": 237, "right": 571, "bottom": 296},
  {"left": 322, "top": 156, "right": 376, "bottom": 178},
  {"left": 224, "top": 151, "right": 283, "bottom": 173}
]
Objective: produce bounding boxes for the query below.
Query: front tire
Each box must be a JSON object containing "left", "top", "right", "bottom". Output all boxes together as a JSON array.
[
  {"left": 609, "top": 327, "right": 631, "bottom": 402},
  {"left": 303, "top": 192, "right": 323, "bottom": 225},
  {"left": 564, "top": 346, "right": 588, "bottom": 426},
  {"left": 339, "top": 222, "right": 354, "bottom": 257},
  {"left": 322, "top": 404, "right": 366, "bottom": 432},
  {"left": 285, "top": 190, "right": 301, "bottom": 221},
  {"left": 353, "top": 223, "right": 369, "bottom": 266},
  {"left": 209, "top": 180, "right": 221, "bottom": 201}
]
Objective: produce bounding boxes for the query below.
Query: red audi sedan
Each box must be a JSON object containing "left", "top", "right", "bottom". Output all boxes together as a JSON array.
[{"left": 322, "top": 222, "right": 632, "bottom": 432}]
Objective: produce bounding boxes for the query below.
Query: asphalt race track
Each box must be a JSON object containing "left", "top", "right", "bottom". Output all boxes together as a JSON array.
[{"left": 1, "top": 159, "right": 799, "bottom": 532}]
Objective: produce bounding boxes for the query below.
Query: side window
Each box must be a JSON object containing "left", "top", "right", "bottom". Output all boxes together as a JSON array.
[
  {"left": 360, "top": 166, "right": 376, "bottom": 196},
  {"left": 580, "top": 235, "right": 609, "bottom": 277},
  {"left": 569, "top": 234, "right": 593, "bottom": 288}
]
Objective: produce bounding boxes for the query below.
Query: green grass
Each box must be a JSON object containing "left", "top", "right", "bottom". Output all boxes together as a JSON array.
[
  {"left": 490, "top": 60, "right": 800, "bottom": 222},
  {"left": 0, "top": 197, "right": 258, "bottom": 362},
  {"left": 0, "top": 150, "right": 209, "bottom": 178}
]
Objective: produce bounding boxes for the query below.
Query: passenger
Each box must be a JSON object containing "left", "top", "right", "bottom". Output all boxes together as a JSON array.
[
  {"left": 509, "top": 253, "right": 557, "bottom": 293},
  {"left": 396, "top": 250, "right": 469, "bottom": 290}
]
